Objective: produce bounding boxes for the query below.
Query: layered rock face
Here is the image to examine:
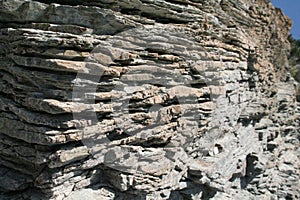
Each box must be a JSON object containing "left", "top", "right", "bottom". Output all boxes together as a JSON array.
[{"left": 0, "top": 0, "right": 299, "bottom": 199}]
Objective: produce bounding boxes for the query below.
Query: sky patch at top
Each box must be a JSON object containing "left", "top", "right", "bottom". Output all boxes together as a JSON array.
[{"left": 271, "top": 0, "right": 300, "bottom": 39}]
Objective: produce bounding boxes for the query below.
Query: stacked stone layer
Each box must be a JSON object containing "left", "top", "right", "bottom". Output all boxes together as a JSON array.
[{"left": 0, "top": 0, "right": 299, "bottom": 199}]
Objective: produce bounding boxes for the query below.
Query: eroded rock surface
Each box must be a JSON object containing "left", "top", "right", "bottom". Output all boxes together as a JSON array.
[{"left": 0, "top": 0, "right": 299, "bottom": 199}]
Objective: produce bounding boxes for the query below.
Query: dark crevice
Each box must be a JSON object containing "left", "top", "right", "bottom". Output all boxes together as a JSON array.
[
  {"left": 15, "top": 44, "right": 96, "bottom": 54},
  {"left": 10, "top": 63, "right": 78, "bottom": 76},
  {"left": 141, "top": 12, "right": 189, "bottom": 24},
  {"left": 113, "top": 59, "right": 135, "bottom": 66},
  {"left": 240, "top": 154, "right": 262, "bottom": 189},
  {"left": 106, "top": 129, "right": 130, "bottom": 141},
  {"left": 190, "top": 82, "right": 208, "bottom": 89},
  {"left": 120, "top": 8, "right": 141, "bottom": 15},
  {"left": 138, "top": 137, "right": 172, "bottom": 148},
  {"left": 16, "top": 52, "right": 86, "bottom": 62},
  {"left": 35, "top": 0, "right": 87, "bottom": 6},
  {"left": 0, "top": 20, "right": 93, "bottom": 34}
]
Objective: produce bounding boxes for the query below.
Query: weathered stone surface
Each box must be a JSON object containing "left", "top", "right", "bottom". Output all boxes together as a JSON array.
[{"left": 0, "top": 0, "right": 299, "bottom": 199}]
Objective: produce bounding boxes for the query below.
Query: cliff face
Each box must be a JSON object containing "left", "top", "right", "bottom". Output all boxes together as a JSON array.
[{"left": 0, "top": 0, "right": 299, "bottom": 199}]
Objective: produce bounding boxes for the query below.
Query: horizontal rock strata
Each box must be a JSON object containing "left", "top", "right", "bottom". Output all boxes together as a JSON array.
[{"left": 0, "top": 0, "right": 299, "bottom": 199}]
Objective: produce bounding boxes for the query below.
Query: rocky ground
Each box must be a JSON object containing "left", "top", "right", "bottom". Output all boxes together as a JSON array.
[{"left": 0, "top": 0, "right": 299, "bottom": 199}]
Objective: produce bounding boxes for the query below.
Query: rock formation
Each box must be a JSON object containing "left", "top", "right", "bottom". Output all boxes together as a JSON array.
[{"left": 0, "top": 0, "right": 299, "bottom": 199}]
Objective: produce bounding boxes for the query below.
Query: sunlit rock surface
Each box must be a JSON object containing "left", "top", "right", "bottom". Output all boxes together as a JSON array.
[{"left": 0, "top": 0, "right": 299, "bottom": 199}]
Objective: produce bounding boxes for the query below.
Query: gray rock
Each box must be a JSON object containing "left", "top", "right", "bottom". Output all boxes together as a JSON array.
[{"left": 0, "top": 0, "right": 299, "bottom": 199}]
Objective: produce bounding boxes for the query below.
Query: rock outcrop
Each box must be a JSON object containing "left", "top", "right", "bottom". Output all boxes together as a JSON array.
[{"left": 0, "top": 0, "right": 299, "bottom": 199}]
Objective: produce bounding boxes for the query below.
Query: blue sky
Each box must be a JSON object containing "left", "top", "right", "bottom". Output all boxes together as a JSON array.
[{"left": 271, "top": 0, "right": 300, "bottom": 39}]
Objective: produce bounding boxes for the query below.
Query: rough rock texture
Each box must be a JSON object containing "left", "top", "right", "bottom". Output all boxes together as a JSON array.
[{"left": 0, "top": 0, "right": 299, "bottom": 199}]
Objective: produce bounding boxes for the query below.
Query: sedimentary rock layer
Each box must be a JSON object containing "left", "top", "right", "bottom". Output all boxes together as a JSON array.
[{"left": 0, "top": 0, "right": 299, "bottom": 199}]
